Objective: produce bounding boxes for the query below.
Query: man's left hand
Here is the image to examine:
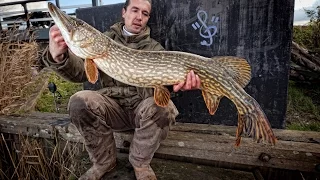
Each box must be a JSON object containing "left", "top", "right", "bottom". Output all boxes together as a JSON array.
[{"left": 173, "top": 70, "right": 201, "bottom": 92}]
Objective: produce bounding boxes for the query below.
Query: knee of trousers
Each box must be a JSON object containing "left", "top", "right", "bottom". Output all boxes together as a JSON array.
[
  {"left": 68, "top": 90, "right": 105, "bottom": 124},
  {"left": 138, "top": 97, "right": 178, "bottom": 130}
]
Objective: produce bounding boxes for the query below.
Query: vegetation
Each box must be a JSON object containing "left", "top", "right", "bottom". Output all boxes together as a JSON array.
[
  {"left": 287, "top": 6, "right": 320, "bottom": 131},
  {"left": 293, "top": 6, "right": 320, "bottom": 54},
  {"left": 0, "top": 133, "right": 86, "bottom": 180},
  {"left": 0, "top": 29, "right": 38, "bottom": 113},
  {"left": 286, "top": 81, "right": 320, "bottom": 131},
  {"left": 35, "top": 72, "right": 83, "bottom": 114}
]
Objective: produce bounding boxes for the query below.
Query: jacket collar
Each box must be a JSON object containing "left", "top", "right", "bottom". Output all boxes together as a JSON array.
[{"left": 109, "top": 22, "right": 151, "bottom": 45}]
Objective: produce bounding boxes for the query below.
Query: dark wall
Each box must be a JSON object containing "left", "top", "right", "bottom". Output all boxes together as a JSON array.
[{"left": 76, "top": 0, "right": 295, "bottom": 129}]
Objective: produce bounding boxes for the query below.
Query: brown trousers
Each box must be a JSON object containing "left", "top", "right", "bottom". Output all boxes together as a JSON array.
[{"left": 68, "top": 90, "right": 178, "bottom": 169}]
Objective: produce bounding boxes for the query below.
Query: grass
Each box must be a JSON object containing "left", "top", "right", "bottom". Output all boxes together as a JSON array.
[
  {"left": 35, "top": 72, "right": 83, "bottom": 114},
  {"left": 286, "top": 122, "right": 320, "bottom": 131},
  {"left": 286, "top": 81, "right": 320, "bottom": 131}
]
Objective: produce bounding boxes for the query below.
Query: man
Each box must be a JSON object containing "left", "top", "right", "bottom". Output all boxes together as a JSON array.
[{"left": 42, "top": 0, "right": 200, "bottom": 179}]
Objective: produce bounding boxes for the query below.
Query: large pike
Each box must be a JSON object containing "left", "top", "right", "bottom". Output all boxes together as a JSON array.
[{"left": 47, "top": 2, "right": 277, "bottom": 146}]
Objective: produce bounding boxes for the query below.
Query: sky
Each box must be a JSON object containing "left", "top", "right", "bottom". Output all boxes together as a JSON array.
[{"left": 294, "top": 0, "right": 320, "bottom": 25}]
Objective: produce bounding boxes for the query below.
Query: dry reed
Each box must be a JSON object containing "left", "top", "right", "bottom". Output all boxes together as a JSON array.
[
  {"left": 0, "top": 133, "right": 85, "bottom": 180},
  {"left": 0, "top": 28, "right": 39, "bottom": 113}
]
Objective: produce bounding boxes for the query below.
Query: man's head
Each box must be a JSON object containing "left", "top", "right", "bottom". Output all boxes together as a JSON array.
[{"left": 122, "top": 0, "right": 152, "bottom": 34}]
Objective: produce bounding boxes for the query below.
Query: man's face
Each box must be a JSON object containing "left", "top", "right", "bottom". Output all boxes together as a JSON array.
[{"left": 122, "top": 0, "right": 151, "bottom": 34}]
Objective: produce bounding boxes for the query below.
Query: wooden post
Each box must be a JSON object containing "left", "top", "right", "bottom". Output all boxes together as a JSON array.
[
  {"left": 55, "top": 0, "right": 60, "bottom": 8},
  {"left": 92, "top": 0, "right": 98, "bottom": 6},
  {"left": 21, "top": 3, "right": 30, "bottom": 29}
]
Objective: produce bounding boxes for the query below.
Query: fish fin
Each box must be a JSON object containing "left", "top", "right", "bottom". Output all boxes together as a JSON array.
[
  {"left": 235, "top": 98, "right": 277, "bottom": 146},
  {"left": 202, "top": 90, "right": 222, "bottom": 115},
  {"left": 154, "top": 86, "right": 171, "bottom": 107},
  {"left": 84, "top": 58, "right": 99, "bottom": 84},
  {"left": 211, "top": 56, "right": 251, "bottom": 88},
  {"left": 235, "top": 113, "right": 245, "bottom": 147}
]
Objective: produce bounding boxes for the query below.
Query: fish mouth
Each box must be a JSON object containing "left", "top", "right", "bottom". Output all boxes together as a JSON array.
[{"left": 48, "top": 2, "right": 74, "bottom": 33}]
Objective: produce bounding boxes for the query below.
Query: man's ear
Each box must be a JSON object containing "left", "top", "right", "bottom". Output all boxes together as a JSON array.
[{"left": 122, "top": 8, "right": 126, "bottom": 18}]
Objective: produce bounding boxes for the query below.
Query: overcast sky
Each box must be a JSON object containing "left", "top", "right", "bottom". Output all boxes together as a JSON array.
[{"left": 294, "top": 0, "right": 320, "bottom": 25}]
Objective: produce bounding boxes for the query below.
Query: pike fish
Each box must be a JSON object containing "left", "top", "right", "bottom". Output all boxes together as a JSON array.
[{"left": 47, "top": 2, "right": 277, "bottom": 146}]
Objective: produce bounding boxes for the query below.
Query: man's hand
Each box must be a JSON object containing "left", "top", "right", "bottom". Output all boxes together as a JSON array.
[
  {"left": 173, "top": 70, "right": 201, "bottom": 92},
  {"left": 49, "top": 25, "right": 68, "bottom": 62}
]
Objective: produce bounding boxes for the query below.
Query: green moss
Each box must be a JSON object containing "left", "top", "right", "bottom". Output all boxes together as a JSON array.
[{"left": 35, "top": 72, "right": 83, "bottom": 113}]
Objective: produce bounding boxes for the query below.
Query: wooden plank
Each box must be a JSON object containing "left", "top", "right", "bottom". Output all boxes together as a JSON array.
[
  {"left": 113, "top": 130, "right": 320, "bottom": 173},
  {"left": 170, "top": 123, "right": 320, "bottom": 143},
  {"left": 0, "top": 112, "right": 319, "bottom": 175},
  {"left": 1, "top": 17, "right": 53, "bottom": 25}
]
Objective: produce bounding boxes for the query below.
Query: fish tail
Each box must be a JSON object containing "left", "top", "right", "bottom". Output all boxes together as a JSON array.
[{"left": 236, "top": 98, "right": 277, "bottom": 146}]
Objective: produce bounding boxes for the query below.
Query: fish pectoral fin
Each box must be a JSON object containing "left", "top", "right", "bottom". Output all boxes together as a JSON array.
[
  {"left": 202, "top": 90, "right": 223, "bottom": 115},
  {"left": 154, "top": 86, "right": 171, "bottom": 107},
  {"left": 84, "top": 58, "right": 99, "bottom": 84}
]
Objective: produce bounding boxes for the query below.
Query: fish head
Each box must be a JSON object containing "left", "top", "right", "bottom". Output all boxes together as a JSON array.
[{"left": 48, "top": 2, "right": 105, "bottom": 58}]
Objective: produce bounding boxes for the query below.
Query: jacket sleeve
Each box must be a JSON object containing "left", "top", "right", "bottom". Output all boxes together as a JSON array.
[{"left": 41, "top": 46, "right": 88, "bottom": 83}]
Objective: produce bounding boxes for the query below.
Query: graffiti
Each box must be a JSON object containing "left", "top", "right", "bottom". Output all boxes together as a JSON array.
[{"left": 192, "top": 10, "right": 219, "bottom": 46}]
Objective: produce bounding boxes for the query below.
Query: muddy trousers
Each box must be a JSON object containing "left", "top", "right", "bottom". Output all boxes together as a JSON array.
[{"left": 68, "top": 90, "right": 178, "bottom": 170}]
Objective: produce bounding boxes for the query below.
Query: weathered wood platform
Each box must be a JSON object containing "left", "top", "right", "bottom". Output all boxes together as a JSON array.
[{"left": 0, "top": 112, "right": 319, "bottom": 180}]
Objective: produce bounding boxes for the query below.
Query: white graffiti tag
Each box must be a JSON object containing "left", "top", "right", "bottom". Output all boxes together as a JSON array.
[{"left": 192, "top": 10, "right": 219, "bottom": 46}]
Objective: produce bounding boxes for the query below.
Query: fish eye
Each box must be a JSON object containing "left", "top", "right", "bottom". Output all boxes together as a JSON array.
[
  {"left": 71, "top": 17, "right": 83, "bottom": 26},
  {"left": 75, "top": 20, "right": 83, "bottom": 26}
]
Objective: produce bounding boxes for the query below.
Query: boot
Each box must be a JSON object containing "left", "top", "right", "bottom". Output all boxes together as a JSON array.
[
  {"left": 79, "top": 160, "right": 116, "bottom": 180},
  {"left": 134, "top": 165, "right": 157, "bottom": 180}
]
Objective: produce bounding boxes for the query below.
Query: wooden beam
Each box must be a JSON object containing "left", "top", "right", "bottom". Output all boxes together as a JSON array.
[
  {"left": 0, "top": 0, "right": 49, "bottom": 7},
  {"left": 0, "top": 4, "right": 91, "bottom": 17},
  {"left": 0, "top": 112, "right": 319, "bottom": 177}
]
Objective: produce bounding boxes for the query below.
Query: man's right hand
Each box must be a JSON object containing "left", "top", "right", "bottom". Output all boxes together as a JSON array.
[{"left": 49, "top": 25, "right": 68, "bottom": 62}]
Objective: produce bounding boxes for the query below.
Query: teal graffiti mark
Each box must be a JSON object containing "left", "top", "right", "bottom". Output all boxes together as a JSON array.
[{"left": 192, "top": 10, "right": 219, "bottom": 46}]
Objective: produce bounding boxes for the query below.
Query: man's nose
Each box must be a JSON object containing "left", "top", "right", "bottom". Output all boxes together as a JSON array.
[{"left": 137, "top": 12, "right": 142, "bottom": 20}]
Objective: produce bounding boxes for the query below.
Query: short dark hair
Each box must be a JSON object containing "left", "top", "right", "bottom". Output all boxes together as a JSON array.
[{"left": 123, "top": 0, "right": 152, "bottom": 10}]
